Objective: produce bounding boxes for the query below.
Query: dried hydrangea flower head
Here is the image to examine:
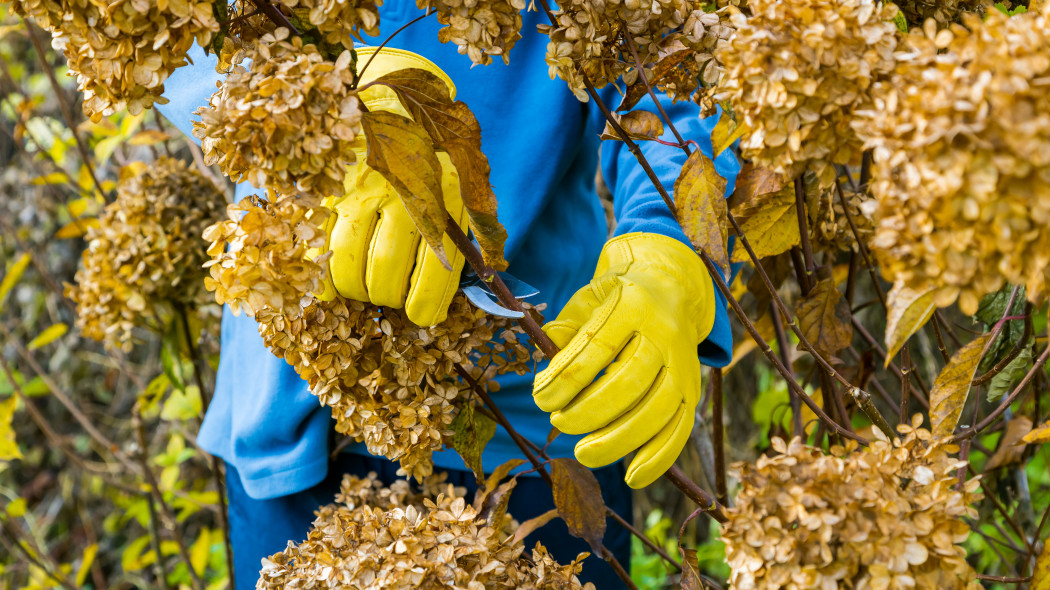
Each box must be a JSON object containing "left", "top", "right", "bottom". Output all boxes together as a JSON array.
[
  {"left": 420, "top": 0, "right": 526, "bottom": 65},
  {"left": 808, "top": 182, "right": 877, "bottom": 254},
  {"left": 284, "top": 0, "right": 382, "bottom": 50},
  {"left": 855, "top": 9, "right": 1050, "bottom": 314},
  {"left": 194, "top": 29, "right": 363, "bottom": 201},
  {"left": 893, "top": 0, "right": 982, "bottom": 28},
  {"left": 258, "top": 472, "right": 595, "bottom": 589},
  {"left": 68, "top": 157, "right": 227, "bottom": 351},
  {"left": 723, "top": 419, "right": 982, "bottom": 590},
  {"left": 538, "top": 0, "right": 702, "bottom": 101},
  {"left": 11, "top": 0, "right": 218, "bottom": 121},
  {"left": 713, "top": 0, "right": 899, "bottom": 187},
  {"left": 203, "top": 195, "right": 534, "bottom": 479}
]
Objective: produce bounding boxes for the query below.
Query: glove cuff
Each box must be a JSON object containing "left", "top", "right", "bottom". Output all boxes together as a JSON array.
[{"left": 597, "top": 232, "right": 717, "bottom": 343}]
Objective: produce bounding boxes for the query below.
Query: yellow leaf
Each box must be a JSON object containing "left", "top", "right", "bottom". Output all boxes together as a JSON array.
[
  {"left": 55, "top": 218, "right": 99, "bottom": 239},
  {"left": 75, "top": 544, "right": 98, "bottom": 586},
  {"left": 6, "top": 497, "right": 26, "bottom": 517},
  {"left": 729, "top": 185, "right": 799, "bottom": 263},
  {"left": 1034, "top": 536, "right": 1050, "bottom": 590},
  {"left": 0, "top": 253, "right": 31, "bottom": 313},
  {"left": 929, "top": 333, "right": 991, "bottom": 440},
  {"left": 0, "top": 396, "right": 21, "bottom": 461},
  {"left": 600, "top": 110, "right": 665, "bottom": 142},
  {"left": 711, "top": 110, "right": 749, "bottom": 157},
  {"left": 27, "top": 323, "right": 67, "bottom": 350},
  {"left": 128, "top": 129, "right": 171, "bottom": 146},
  {"left": 795, "top": 278, "right": 853, "bottom": 358},
  {"left": 1023, "top": 419, "right": 1050, "bottom": 444},
  {"left": 29, "top": 172, "right": 69, "bottom": 186},
  {"left": 885, "top": 282, "right": 937, "bottom": 364},
  {"left": 984, "top": 416, "right": 1032, "bottom": 471},
  {"left": 189, "top": 528, "right": 211, "bottom": 575},
  {"left": 675, "top": 148, "right": 729, "bottom": 276}
]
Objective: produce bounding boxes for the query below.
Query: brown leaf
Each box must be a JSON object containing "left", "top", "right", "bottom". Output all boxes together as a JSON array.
[
  {"left": 550, "top": 457, "right": 606, "bottom": 554},
  {"left": 795, "top": 278, "right": 853, "bottom": 359},
  {"left": 711, "top": 110, "right": 749, "bottom": 157},
  {"left": 728, "top": 163, "right": 785, "bottom": 224},
  {"left": 484, "top": 458, "right": 526, "bottom": 492},
  {"left": 679, "top": 548, "right": 708, "bottom": 590},
  {"left": 449, "top": 403, "right": 497, "bottom": 481},
  {"left": 984, "top": 416, "right": 1032, "bottom": 472},
  {"left": 510, "top": 508, "right": 559, "bottom": 547},
  {"left": 361, "top": 110, "right": 450, "bottom": 269},
  {"left": 375, "top": 69, "right": 508, "bottom": 270},
  {"left": 601, "top": 110, "right": 665, "bottom": 142},
  {"left": 729, "top": 185, "right": 800, "bottom": 263},
  {"left": 616, "top": 50, "right": 693, "bottom": 112},
  {"left": 1034, "top": 533, "right": 1050, "bottom": 590},
  {"left": 746, "top": 251, "right": 793, "bottom": 315},
  {"left": 479, "top": 478, "right": 517, "bottom": 530},
  {"left": 930, "top": 333, "right": 991, "bottom": 440},
  {"left": 884, "top": 282, "right": 938, "bottom": 365},
  {"left": 675, "top": 148, "right": 729, "bottom": 277},
  {"left": 1023, "top": 419, "right": 1050, "bottom": 445}
]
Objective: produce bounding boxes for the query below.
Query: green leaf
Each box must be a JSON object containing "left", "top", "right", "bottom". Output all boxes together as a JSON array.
[
  {"left": 376, "top": 69, "right": 509, "bottom": 270},
  {"left": 550, "top": 457, "right": 606, "bottom": 554},
  {"left": 361, "top": 110, "right": 451, "bottom": 269},
  {"left": 121, "top": 536, "right": 153, "bottom": 572},
  {"left": 987, "top": 344, "right": 1031, "bottom": 402},
  {"left": 0, "top": 252, "right": 31, "bottom": 313},
  {"left": 930, "top": 333, "right": 991, "bottom": 440},
  {"left": 0, "top": 395, "right": 21, "bottom": 461},
  {"left": 675, "top": 148, "right": 729, "bottom": 277},
  {"left": 27, "top": 323, "right": 67, "bottom": 350},
  {"left": 449, "top": 403, "right": 497, "bottom": 480}
]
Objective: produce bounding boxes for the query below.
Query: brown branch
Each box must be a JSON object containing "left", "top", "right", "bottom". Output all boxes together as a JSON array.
[{"left": 710, "top": 368, "right": 728, "bottom": 507}]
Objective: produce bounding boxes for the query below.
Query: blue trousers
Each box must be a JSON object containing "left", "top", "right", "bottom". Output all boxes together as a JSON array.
[{"left": 225, "top": 454, "right": 633, "bottom": 589}]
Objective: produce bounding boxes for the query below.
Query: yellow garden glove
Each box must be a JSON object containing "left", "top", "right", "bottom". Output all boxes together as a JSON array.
[
  {"left": 532, "top": 233, "right": 716, "bottom": 489},
  {"left": 317, "top": 47, "right": 469, "bottom": 327}
]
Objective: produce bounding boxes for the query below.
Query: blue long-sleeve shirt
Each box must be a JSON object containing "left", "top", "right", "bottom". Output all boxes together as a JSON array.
[{"left": 158, "top": 4, "right": 740, "bottom": 500}]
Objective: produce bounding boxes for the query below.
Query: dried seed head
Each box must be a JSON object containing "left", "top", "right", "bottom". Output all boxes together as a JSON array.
[
  {"left": 713, "top": 0, "right": 899, "bottom": 187},
  {"left": 855, "top": 9, "right": 1050, "bottom": 314},
  {"left": 723, "top": 422, "right": 982, "bottom": 590},
  {"left": 258, "top": 472, "right": 595, "bottom": 589},
  {"left": 12, "top": 0, "right": 219, "bottom": 121},
  {"left": 68, "top": 157, "right": 226, "bottom": 351}
]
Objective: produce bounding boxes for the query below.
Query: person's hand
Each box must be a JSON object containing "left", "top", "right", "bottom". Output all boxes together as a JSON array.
[
  {"left": 532, "top": 233, "right": 717, "bottom": 488},
  {"left": 317, "top": 48, "right": 468, "bottom": 327}
]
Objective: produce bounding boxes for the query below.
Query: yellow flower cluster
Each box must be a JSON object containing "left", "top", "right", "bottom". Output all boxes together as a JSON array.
[
  {"left": 258, "top": 472, "right": 594, "bottom": 589},
  {"left": 68, "top": 157, "right": 227, "bottom": 351},
  {"left": 856, "top": 10, "right": 1050, "bottom": 314},
  {"left": 538, "top": 0, "right": 698, "bottom": 101},
  {"left": 203, "top": 195, "right": 534, "bottom": 480},
  {"left": 723, "top": 420, "right": 982, "bottom": 590},
  {"left": 11, "top": 0, "right": 218, "bottom": 121},
  {"left": 193, "top": 30, "right": 363, "bottom": 201},
  {"left": 713, "top": 0, "right": 899, "bottom": 187},
  {"left": 420, "top": 0, "right": 526, "bottom": 65}
]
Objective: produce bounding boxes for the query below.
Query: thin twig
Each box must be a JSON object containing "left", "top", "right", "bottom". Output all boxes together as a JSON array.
[{"left": 710, "top": 368, "right": 728, "bottom": 507}]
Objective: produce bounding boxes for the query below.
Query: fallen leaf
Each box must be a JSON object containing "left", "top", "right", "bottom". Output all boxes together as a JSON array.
[
  {"left": 601, "top": 110, "right": 665, "bottom": 142},
  {"left": 361, "top": 110, "right": 450, "bottom": 269},
  {"left": 675, "top": 148, "right": 729, "bottom": 277},
  {"left": 885, "top": 282, "right": 938, "bottom": 364},
  {"left": 984, "top": 416, "right": 1032, "bottom": 471},
  {"left": 929, "top": 333, "right": 991, "bottom": 440},
  {"left": 550, "top": 457, "right": 606, "bottom": 554},
  {"left": 795, "top": 278, "right": 853, "bottom": 359}
]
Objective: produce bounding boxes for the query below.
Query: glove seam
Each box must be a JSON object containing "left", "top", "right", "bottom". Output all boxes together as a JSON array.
[{"left": 534, "top": 283, "right": 623, "bottom": 392}]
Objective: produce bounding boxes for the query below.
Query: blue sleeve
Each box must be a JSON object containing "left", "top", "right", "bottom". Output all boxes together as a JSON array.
[{"left": 598, "top": 92, "right": 741, "bottom": 368}]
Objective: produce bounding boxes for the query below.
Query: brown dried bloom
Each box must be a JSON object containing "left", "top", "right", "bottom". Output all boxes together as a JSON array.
[
  {"left": 194, "top": 29, "right": 363, "bottom": 200},
  {"left": 893, "top": 0, "right": 982, "bottom": 28},
  {"left": 420, "top": 0, "right": 525, "bottom": 65},
  {"left": 723, "top": 419, "right": 982, "bottom": 590},
  {"left": 713, "top": 0, "right": 899, "bottom": 187},
  {"left": 204, "top": 195, "right": 534, "bottom": 480},
  {"left": 807, "top": 182, "right": 877, "bottom": 254},
  {"left": 68, "top": 157, "right": 226, "bottom": 351},
  {"left": 855, "top": 10, "right": 1050, "bottom": 314},
  {"left": 258, "top": 472, "right": 595, "bottom": 589},
  {"left": 539, "top": 0, "right": 698, "bottom": 101},
  {"left": 284, "top": 0, "right": 382, "bottom": 50},
  {"left": 11, "top": 0, "right": 218, "bottom": 121}
]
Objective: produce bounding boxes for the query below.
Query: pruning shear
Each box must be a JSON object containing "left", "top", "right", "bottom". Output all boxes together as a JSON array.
[{"left": 459, "top": 267, "right": 539, "bottom": 318}]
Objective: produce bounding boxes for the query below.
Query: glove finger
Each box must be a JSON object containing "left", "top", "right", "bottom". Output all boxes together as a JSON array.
[
  {"left": 624, "top": 402, "right": 695, "bottom": 489},
  {"left": 329, "top": 170, "right": 384, "bottom": 303},
  {"left": 313, "top": 196, "right": 341, "bottom": 301},
  {"left": 405, "top": 190, "right": 467, "bottom": 327},
  {"left": 539, "top": 283, "right": 604, "bottom": 349},
  {"left": 549, "top": 335, "right": 662, "bottom": 434},
  {"left": 366, "top": 197, "right": 421, "bottom": 309},
  {"left": 533, "top": 278, "right": 633, "bottom": 413},
  {"left": 573, "top": 368, "right": 678, "bottom": 468}
]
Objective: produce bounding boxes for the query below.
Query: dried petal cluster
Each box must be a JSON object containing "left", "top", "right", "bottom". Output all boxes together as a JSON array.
[
  {"left": 258, "top": 472, "right": 594, "bottom": 589},
  {"left": 285, "top": 0, "right": 382, "bottom": 49},
  {"left": 656, "top": 7, "right": 737, "bottom": 106},
  {"left": 856, "top": 10, "right": 1050, "bottom": 314},
  {"left": 713, "top": 0, "right": 899, "bottom": 187},
  {"left": 204, "top": 195, "right": 534, "bottom": 480},
  {"left": 723, "top": 420, "right": 982, "bottom": 590},
  {"left": 11, "top": 0, "right": 218, "bottom": 121},
  {"left": 194, "top": 30, "right": 363, "bottom": 201},
  {"left": 808, "top": 183, "right": 876, "bottom": 254},
  {"left": 539, "top": 0, "right": 708, "bottom": 101},
  {"left": 420, "top": 0, "right": 526, "bottom": 65},
  {"left": 68, "top": 158, "right": 226, "bottom": 351},
  {"left": 892, "top": 0, "right": 981, "bottom": 28}
]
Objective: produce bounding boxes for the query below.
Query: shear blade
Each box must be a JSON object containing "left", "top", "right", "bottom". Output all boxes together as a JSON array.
[{"left": 462, "top": 285, "right": 524, "bottom": 318}]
